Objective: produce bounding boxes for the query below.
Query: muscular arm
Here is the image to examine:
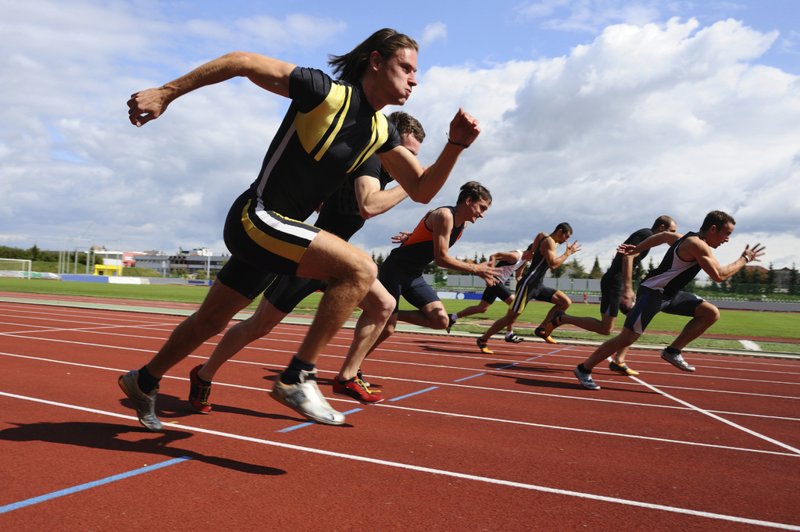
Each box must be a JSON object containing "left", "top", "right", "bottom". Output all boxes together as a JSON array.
[
  {"left": 684, "top": 237, "right": 764, "bottom": 282},
  {"left": 378, "top": 108, "right": 480, "bottom": 204},
  {"left": 128, "top": 52, "right": 295, "bottom": 126},
  {"left": 489, "top": 250, "right": 522, "bottom": 265},
  {"left": 354, "top": 175, "right": 408, "bottom": 219},
  {"left": 619, "top": 232, "right": 682, "bottom": 256},
  {"left": 428, "top": 209, "right": 498, "bottom": 284},
  {"left": 544, "top": 238, "right": 579, "bottom": 270}
]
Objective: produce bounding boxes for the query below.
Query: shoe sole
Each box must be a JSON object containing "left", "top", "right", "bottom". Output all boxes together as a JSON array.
[
  {"left": 269, "top": 388, "right": 346, "bottom": 426},
  {"left": 661, "top": 354, "right": 695, "bottom": 372},
  {"left": 189, "top": 403, "right": 212, "bottom": 414},
  {"left": 572, "top": 367, "right": 600, "bottom": 390},
  {"left": 534, "top": 329, "right": 558, "bottom": 344},
  {"left": 333, "top": 388, "right": 385, "bottom": 404}
]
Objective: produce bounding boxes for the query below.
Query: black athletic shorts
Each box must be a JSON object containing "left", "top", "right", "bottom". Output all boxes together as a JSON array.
[
  {"left": 623, "top": 286, "right": 704, "bottom": 335},
  {"left": 378, "top": 260, "right": 439, "bottom": 312},
  {"left": 481, "top": 282, "right": 513, "bottom": 304},
  {"left": 217, "top": 191, "right": 321, "bottom": 299}
]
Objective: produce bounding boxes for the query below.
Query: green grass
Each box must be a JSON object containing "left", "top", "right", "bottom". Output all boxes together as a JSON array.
[{"left": 1, "top": 277, "right": 797, "bottom": 353}]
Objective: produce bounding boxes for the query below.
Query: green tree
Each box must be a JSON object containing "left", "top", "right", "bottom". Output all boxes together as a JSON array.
[
  {"left": 565, "top": 258, "right": 587, "bottom": 279},
  {"left": 790, "top": 263, "right": 799, "bottom": 295},
  {"left": 766, "top": 263, "right": 775, "bottom": 294},
  {"left": 589, "top": 256, "right": 603, "bottom": 279}
]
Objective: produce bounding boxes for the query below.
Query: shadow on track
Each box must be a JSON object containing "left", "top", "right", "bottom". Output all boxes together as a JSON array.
[{"left": 0, "top": 421, "right": 285, "bottom": 475}]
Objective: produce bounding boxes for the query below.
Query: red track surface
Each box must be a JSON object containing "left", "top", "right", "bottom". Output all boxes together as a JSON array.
[{"left": 1, "top": 296, "right": 798, "bottom": 530}]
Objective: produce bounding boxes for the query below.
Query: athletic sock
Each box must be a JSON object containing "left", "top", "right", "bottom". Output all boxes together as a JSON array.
[
  {"left": 137, "top": 366, "right": 160, "bottom": 394},
  {"left": 577, "top": 363, "right": 591, "bottom": 374},
  {"left": 664, "top": 346, "right": 681, "bottom": 356},
  {"left": 281, "top": 356, "right": 315, "bottom": 385}
]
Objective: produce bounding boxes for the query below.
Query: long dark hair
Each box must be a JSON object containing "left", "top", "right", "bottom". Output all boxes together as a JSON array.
[{"left": 328, "top": 28, "right": 418, "bottom": 84}]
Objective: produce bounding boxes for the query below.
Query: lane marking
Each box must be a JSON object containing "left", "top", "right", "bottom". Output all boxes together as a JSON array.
[
  {"left": 278, "top": 408, "right": 363, "bottom": 433},
  {"left": 740, "top": 340, "right": 762, "bottom": 351},
  {"left": 2, "top": 351, "right": 798, "bottom": 450},
  {"left": 630, "top": 377, "right": 800, "bottom": 456},
  {"left": 388, "top": 386, "right": 439, "bottom": 402},
  {"left": 0, "top": 456, "right": 191, "bottom": 514},
  {"left": 2, "top": 391, "right": 798, "bottom": 531}
]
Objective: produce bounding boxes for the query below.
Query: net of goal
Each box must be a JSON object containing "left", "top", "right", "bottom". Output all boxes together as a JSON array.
[{"left": 0, "top": 258, "right": 33, "bottom": 279}]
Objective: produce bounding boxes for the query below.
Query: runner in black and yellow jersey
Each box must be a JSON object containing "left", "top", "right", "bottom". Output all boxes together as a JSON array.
[
  {"left": 119, "top": 29, "right": 480, "bottom": 430},
  {"left": 185, "top": 112, "right": 425, "bottom": 411}
]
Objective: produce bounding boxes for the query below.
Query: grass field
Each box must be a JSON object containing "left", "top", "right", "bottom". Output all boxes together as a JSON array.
[{"left": 1, "top": 278, "right": 797, "bottom": 354}]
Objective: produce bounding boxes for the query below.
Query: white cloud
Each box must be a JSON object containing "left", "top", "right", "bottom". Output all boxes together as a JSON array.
[
  {"left": 0, "top": 2, "right": 797, "bottom": 275},
  {"left": 370, "top": 17, "right": 799, "bottom": 269},
  {"left": 420, "top": 22, "right": 448, "bottom": 46}
]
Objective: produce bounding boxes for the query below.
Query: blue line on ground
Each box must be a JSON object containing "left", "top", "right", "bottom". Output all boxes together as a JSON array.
[
  {"left": 0, "top": 456, "right": 191, "bottom": 514},
  {"left": 388, "top": 386, "right": 439, "bottom": 402},
  {"left": 277, "top": 408, "right": 363, "bottom": 433},
  {"left": 453, "top": 372, "right": 486, "bottom": 382}
]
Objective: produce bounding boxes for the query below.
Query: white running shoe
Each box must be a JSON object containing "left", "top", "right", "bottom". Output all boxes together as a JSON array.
[
  {"left": 118, "top": 370, "right": 163, "bottom": 431},
  {"left": 661, "top": 350, "right": 696, "bottom": 372},
  {"left": 573, "top": 365, "right": 600, "bottom": 390},
  {"left": 270, "top": 369, "right": 345, "bottom": 426}
]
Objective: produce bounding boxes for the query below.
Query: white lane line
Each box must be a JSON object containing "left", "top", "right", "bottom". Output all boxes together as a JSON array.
[
  {"left": 2, "top": 351, "right": 797, "bottom": 457},
  {"left": 631, "top": 376, "right": 800, "bottom": 456},
  {"left": 740, "top": 340, "right": 762, "bottom": 351},
  {"left": 1, "top": 391, "right": 798, "bottom": 531}
]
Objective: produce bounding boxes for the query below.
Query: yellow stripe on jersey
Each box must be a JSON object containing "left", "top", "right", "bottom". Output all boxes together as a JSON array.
[
  {"left": 295, "top": 84, "right": 351, "bottom": 161},
  {"left": 240, "top": 202, "right": 307, "bottom": 263},
  {"left": 347, "top": 112, "right": 389, "bottom": 174}
]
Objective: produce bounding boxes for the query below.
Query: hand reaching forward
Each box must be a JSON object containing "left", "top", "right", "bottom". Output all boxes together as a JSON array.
[
  {"left": 474, "top": 261, "right": 501, "bottom": 286},
  {"left": 391, "top": 231, "right": 411, "bottom": 244},
  {"left": 740, "top": 243, "right": 766, "bottom": 263}
]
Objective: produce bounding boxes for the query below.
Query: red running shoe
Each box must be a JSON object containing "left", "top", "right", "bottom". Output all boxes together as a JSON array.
[
  {"left": 188, "top": 365, "right": 212, "bottom": 414},
  {"left": 333, "top": 377, "right": 384, "bottom": 404}
]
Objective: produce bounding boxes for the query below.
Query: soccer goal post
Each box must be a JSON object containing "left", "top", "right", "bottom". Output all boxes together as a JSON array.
[{"left": 0, "top": 258, "right": 33, "bottom": 279}]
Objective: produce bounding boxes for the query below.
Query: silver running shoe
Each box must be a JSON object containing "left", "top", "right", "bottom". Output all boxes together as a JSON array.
[
  {"left": 573, "top": 365, "right": 601, "bottom": 390},
  {"left": 505, "top": 333, "right": 524, "bottom": 343},
  {"left": 118, "top": 370, "right": 163, "bottom": 431},
  {"left": 270, "top": 369, "right": 345, "bottom": 426},
  {"left": 661, "top": 350, "right": 696, "bottom": 372}
]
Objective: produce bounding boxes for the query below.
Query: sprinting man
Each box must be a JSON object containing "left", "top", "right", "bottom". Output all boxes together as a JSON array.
[
  {"left": 343, "top": 181, "right": 499, "bottom": 388},
  {"left": 573, "top": 210, "right": 765, "bottom": 390},
  {"left": 475, "top": 223, "right": 580, "bottom": 354},
  {"left": 446, "top": 244, "right": 534, "bottom": 342},
  {"left": 187, "top": 112, "right": 425, "bottom": 412},
  {"left": 118, "top": 29, "right": 480, "bottom": 430},
  {"left": 541, "top": 215, "right": 677, "bottom": 375}
]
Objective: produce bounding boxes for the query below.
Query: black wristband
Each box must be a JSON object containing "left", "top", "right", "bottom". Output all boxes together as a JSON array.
[{"left": 447, "top": 134, "right": 470, "bottom": 149}]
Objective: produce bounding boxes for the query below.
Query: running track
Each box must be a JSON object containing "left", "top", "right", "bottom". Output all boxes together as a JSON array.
[{"left": 1, "top": 296, "right": 798, "bottom": 530}]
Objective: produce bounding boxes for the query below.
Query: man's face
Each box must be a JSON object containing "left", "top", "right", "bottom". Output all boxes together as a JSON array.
[
  {"left": 657, "top": 220, "right": 678, "bottom": 234},
  {"left": 706, "top": 222, "right": 735, "bottom": 248},
  {"left": 400, "top": 131, "right": 421, "bottom": 156},
  {"left": 556, "top": 229, "right": 572, "bottom": 244},
  {"left": 466, "top": 197, "right": 491, "bottom": 223},
  {"left": 376, "top": 47, "right": 418, "bottom": 106}
]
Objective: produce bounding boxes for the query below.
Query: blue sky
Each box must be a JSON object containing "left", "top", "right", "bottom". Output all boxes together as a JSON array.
[{"left": 1, "top": 0, "right": 799, "bottom": 272}]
